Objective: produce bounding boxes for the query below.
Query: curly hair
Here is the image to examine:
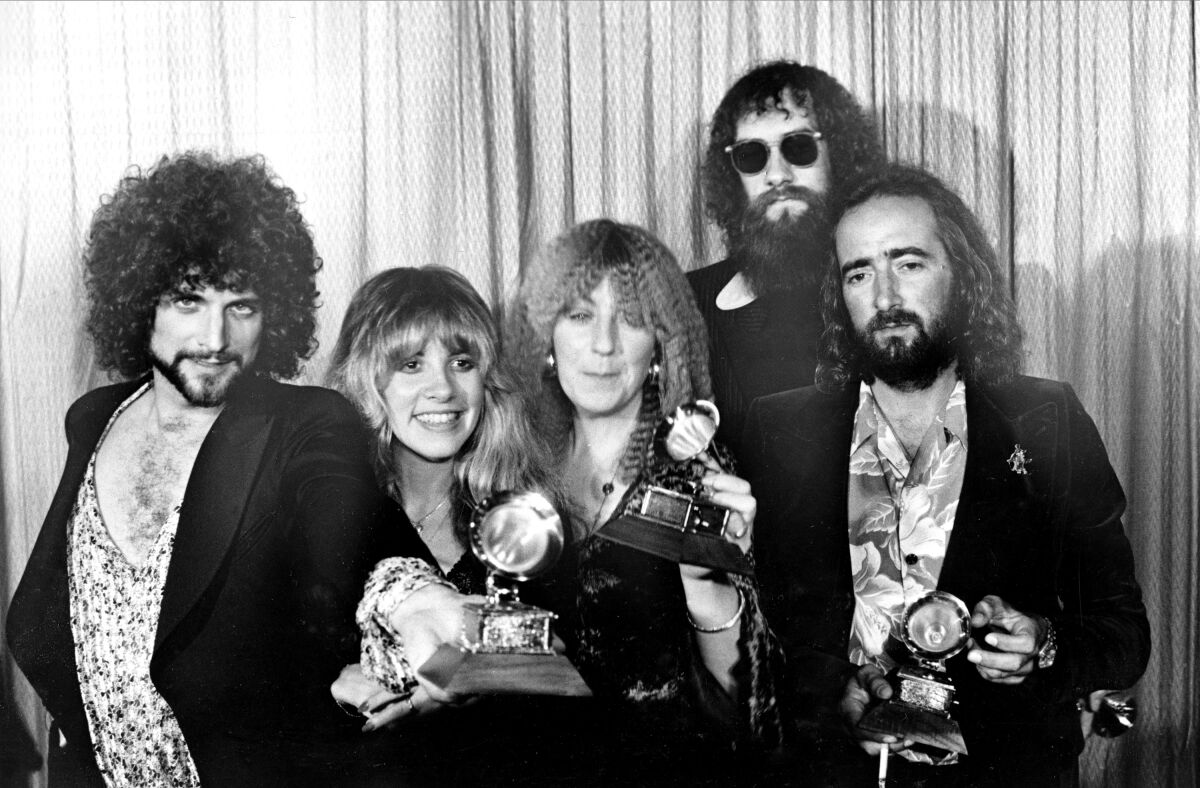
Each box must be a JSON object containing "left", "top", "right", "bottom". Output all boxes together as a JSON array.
[
  {"left": 84, "top": 151, "right": 321, "bottom": 380},
  {"left": 702, "top": 60, "right": 884, "bottom": 243},
  {"left": 327, "top": 266, "right": 557, "bottom": 543},
  {"left": 816, "top": 163, "right": 1024, "bottom": 391},
  {"left": 505, "top": 220, "right": 712, "bottom": 483}
]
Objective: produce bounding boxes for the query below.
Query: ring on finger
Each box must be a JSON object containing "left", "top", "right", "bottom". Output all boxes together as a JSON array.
[{"left": 404, "top": 696, "right": 416, "bottom": 714}]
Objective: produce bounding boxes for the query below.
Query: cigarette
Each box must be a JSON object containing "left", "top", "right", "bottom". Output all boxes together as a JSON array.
[{"left": 877, "top": 745, "right": 889, "bottom": 787}]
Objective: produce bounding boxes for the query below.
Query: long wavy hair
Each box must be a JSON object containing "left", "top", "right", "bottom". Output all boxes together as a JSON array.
[
  {"left": 816, "top": 163, "right": 1024, "bottom": 391},
  {"left": 505, "top": 220, "right": 713, "bottom": 484},
  {"left": 327, "top": 266, "right": 555, "bottom": 541},
  {"left": 84, "top": 151, "right": 320, "bottom": 380},
  {"left": 702, "top": 60, "right": 884, "bottom": 243}
]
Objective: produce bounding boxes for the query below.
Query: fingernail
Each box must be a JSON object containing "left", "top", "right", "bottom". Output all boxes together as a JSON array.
[
  {"left": 985, "top": 634, "right": 998, "bottom": 646},
  {"left": 362, "top": 720, "right": 376, "bottom": 733},
  {"left": 967, "top": 651, "right": 981, "bottom": 663}
]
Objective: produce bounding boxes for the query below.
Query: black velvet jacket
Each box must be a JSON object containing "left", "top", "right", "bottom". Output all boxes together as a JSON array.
[
  {"left": 6, "top": 376, "right": 406, "bottom": 786},
  {"left": 742, "top": 376, "right": 1151, "bottom": 786}
]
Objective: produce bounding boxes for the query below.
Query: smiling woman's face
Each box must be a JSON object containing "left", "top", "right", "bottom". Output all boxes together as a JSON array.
[
  {"left": 382, "top": 336, "right": 484, "bottom": 464},
  {"left": 551, "top": 276, "right": 656, "bottom": 421}
]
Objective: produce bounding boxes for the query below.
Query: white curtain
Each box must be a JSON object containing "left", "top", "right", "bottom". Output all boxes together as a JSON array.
[{"left": 1, "top": 2, "right": 1195, "bottom": 785}]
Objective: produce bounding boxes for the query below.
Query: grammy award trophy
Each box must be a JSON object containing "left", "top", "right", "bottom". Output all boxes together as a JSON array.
[
  {"left": 857, "top": 590, "right": 971, "bottom": 754},
  {"left": 417, "top": 491, "right": 591, "bottom": 697}
]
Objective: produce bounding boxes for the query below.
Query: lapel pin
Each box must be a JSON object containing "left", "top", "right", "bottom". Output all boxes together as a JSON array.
[{"left": 1007, "top": 444, "right": 1031, "bottom": 475}]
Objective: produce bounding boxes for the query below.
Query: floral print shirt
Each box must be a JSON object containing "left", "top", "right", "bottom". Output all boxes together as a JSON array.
[
  {"left": 846, "top": 380, "right": 968, "bottom": 671},
  {"left": 67, "top": 384, "right": 201, "bottom": 787}
]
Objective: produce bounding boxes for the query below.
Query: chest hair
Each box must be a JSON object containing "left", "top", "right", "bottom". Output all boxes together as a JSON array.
[{"left": 96, "top": 410, "right": 214, "bottom": 566}]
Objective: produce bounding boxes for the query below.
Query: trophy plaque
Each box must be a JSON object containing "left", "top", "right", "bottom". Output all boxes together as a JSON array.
[
  {"left": 417, "top": 491, "right": 592, "bottom": 697},
  {"left": 597, "top": 400, "right": 753, "bottom": 576},
  {"left": 857, "top": 591, "right": 971, "bottom": 755}
]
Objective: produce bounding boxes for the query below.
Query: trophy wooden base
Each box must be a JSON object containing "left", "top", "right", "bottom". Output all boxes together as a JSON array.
[
  {"left": 858, "top": 701, "right": 968, "bottom": 755},
  {"left": 417, "top": 644, "right": 593, "bottom": 697},
  {"left": 597, "top": 515, "right": 754, "bottom": 575}
]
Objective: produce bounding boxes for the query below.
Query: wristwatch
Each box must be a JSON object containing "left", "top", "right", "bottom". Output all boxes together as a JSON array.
[{"left": 1037, "top": 619, "right": 1058, "bottom": 669}]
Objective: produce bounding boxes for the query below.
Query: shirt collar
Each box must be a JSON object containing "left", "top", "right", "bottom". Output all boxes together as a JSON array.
[{"left": 850, "top": 379, "right": 969, "bottom": 454}]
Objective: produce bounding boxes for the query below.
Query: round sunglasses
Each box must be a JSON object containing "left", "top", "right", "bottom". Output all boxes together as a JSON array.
[{"left": 724, "top": 131, "right": 824, "bottom": 175}]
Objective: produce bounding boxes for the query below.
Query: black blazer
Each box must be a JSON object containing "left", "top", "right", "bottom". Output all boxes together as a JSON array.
[
  {"left": 7, "top": 376, "right": 413, "bottom": 786},
  {"left": 742, "top": 376, "right": 1150, "bottom": 784}
]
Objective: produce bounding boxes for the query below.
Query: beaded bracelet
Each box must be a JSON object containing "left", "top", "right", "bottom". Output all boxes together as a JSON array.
[{"left": 687, "top": 586, "right": 745, "bottom": 633}]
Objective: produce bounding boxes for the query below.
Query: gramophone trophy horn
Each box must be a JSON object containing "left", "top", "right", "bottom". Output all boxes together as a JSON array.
[
  {"left": 417, "top": 491, "right": 591, "bottom": 696},
  {"left": 857, "top": 590, "right": 971, "bottom": 755},
  {"left": 597, "top": 400, "right": 753, "bottom": 575}
]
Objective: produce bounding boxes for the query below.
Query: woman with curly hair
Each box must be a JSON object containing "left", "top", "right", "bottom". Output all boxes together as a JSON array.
[
  {"left": 506, "top": 219, "right": 777, "bottom": 746},
  {"left": 346, "top": 222, "right": 779, "bottom": 785}
]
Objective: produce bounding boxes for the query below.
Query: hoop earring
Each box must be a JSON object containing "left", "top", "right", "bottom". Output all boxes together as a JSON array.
[{"left": 545, "top": 352, "right": 557, "bottom": 377}]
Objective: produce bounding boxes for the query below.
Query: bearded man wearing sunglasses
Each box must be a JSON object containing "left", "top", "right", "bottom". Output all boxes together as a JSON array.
[{"left": 691, "top": 61, "right": 884, "bottom": 455}]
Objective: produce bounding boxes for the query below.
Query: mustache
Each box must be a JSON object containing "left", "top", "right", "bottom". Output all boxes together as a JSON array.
[
  {"left": 176, "top": 350, "right": 243, "bottom": 366},
  {"left": 866, "top": 309, "right": 925, "bottom": 334},
  {"left": 745, "top": 185, "right": 824, "bottom": 217}
]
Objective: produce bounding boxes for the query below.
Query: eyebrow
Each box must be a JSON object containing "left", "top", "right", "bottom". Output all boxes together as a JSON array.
[
  {"left": 735, "top": 128, "right": 818, "bottom": 143},
  {"left": 840, "top": 246, "right": 931, "bottom": 274},
  {"left": 164, "top": 289, "right": 262, "bottom": 307},
  {"left": 886, "top": 246, "right": 930, "bottom": 260}
]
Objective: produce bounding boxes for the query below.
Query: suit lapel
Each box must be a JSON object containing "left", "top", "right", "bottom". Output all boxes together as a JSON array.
[
  {"left": 6, "top": 380, "right": 145, "bottom": 745},
  {"left": 940, "top": 383, "right": 1059, "bottom": 599},
  {"left": 154, "top": 381, "right": 274, "bottom": 652},
  {"left": 755, "top": 387, "right": 858, "bottom": 656},
  {"left": 795, "top": 390, "right": 857, "bottom": 554}
]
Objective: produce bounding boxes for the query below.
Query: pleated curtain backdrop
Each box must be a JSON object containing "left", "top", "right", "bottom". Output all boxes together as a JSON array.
[{"left": 0, "top": 2, "right": 1196, "bottom": 786}]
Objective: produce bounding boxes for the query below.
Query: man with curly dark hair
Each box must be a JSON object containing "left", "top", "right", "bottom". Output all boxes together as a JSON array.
[
  {"left": 690, "top": 60, "right": 884, "bottom": 453},
  {"left": 743, "top": 164, "right": 1149, "bottom": 786},
  {"left": 7, "top": 152, "right": 410, "bottom": 786}
]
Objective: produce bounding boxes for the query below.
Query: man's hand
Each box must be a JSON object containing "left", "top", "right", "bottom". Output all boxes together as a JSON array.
[
  {"left": 966, "top": 594, "right": 1048, "bottom": 685},
  {"left": 839, "top": 664, "right": 913, "bottom": 755}
]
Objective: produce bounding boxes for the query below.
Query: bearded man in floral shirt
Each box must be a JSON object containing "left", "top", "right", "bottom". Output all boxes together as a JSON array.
[{"left": 742, "top": 164, "right": 1149, "bottom": 787}]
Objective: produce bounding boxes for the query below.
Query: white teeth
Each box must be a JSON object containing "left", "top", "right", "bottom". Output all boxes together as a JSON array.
[{"left": 416, "top": 412, "right": 459, "bottom": 425}]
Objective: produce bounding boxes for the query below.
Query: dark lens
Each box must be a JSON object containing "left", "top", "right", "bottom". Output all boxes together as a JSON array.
[
  {"left": 780, "top": 133, "right": 820, "bottom": 168},
  {"left": 729, "top": 141, "right": 769, "bottom": 174}
]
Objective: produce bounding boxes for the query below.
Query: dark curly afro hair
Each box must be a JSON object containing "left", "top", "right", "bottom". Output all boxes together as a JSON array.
[
  {"left": 702, "top": 60, "right": 884, "bottom": 242},
  {"left": 84, "top": 151, "right": 321, "bottom": 380}
]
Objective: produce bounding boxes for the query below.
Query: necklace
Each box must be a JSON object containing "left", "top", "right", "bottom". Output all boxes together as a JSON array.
[
  {"left": 411, "top": 496, "right": 450, "bottom": 534},
  {"left": 872, "top": 400, "right": 916, "bottom": 465}
]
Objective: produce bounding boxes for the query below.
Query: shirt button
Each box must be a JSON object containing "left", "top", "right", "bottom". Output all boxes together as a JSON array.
[{"left": 905, "top": 554, "right": 919, "bottom": 565}]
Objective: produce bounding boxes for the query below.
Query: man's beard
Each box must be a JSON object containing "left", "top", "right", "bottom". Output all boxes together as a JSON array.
[
  {"left": 151, "top": 349, "right": 247, "bottom": 407},
  {"left": 728, "top": 185, "right": 831, "bottom": 297},
  {"left": 854, "top": 307, "right": 957, "bottom": 391}
]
